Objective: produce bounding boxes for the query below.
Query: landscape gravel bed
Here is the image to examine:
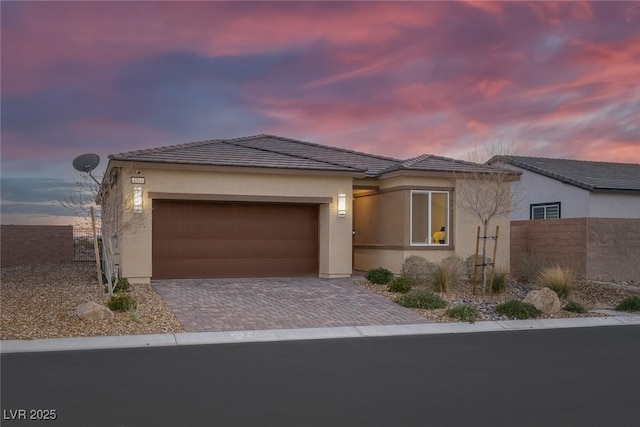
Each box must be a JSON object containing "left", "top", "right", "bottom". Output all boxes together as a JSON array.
[
  {"left": 1, "top": 263, "right": 184, "bottom": 340},
  {"left": 356, "top": 278, "right": 639, "bottom": 323},
  {"left": 2, "top": 263, "right": 638, "bottom": 340}
]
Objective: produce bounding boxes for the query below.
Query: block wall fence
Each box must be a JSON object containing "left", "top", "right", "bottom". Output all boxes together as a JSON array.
[
  {"left": 1, "top": 225, "right": 74, "bottom": 267},
  {"left": 511, "top": 218, "right": 640, "bottom": 282}
]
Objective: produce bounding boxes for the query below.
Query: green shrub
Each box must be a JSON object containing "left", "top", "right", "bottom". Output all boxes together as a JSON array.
[
  {"left": 495, "top": 300, "right": 541, "bottom": 319},
  {"left": 465, "top": 254, "right": 492, "bottom": 281},
  {"left": 387, "top": 276, "right": 412, "bottom": 293},
  {"left": 105, "top": 276, "right": 130, "bottom": 293},
  {"left": 115, "top": 277, "right": 130, "bottom": 293},
  {"left": 615, "top": 296, "right": 640, "bottom": 312},
  {"left": 107, "top": 294, "right": 137, "bottom": 312},
  {"left": 489, "top": 269, "right": 508, "bottom": 294},
  {"left": 400, "top": 256, "right": 434, "bottom": 286},
  {"left": 564, "top": 301, "right": 587, "bottom": 314},
  {"left": 395, "top": 289, "right": 446, "bottom": 310},
  {"left": 431, "top": 256, "right": 465, "bottom": 293},
  {"left": 365, "top": 267, "right": 394, "bottom": 285},
  {"left": 446, "top": 305, "right": 479, "bottom": 323},
  {"left": 538, "top": 266, "right": 575, "bottom": 299}
]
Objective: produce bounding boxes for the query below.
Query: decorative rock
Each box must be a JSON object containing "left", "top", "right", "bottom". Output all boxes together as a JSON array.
[
  {"left": 523, "top": 287, "right": 561, "bottom": 314},
  {"left": 76, "top": 301, "right": 114, "bottom": 320}
]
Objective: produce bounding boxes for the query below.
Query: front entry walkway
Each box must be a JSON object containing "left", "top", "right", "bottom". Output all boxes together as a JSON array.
[{"left": 153, "top": 277, "right": 431, "bottom": 332}]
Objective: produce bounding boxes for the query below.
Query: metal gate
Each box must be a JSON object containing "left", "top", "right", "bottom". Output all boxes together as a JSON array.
[{"left": 73, "top": 225, "right": 101, "bottom": 262}]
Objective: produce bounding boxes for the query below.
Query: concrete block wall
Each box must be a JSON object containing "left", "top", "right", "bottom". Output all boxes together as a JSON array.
[
  {"left": 586, "top": 218, "right": 640, "bottom": 282},
  {"left": 511, "top": 218, "right": 639, "bottom": 282},
  {"left": 1, "top": 225, "right": 74, "bottom": 267}
]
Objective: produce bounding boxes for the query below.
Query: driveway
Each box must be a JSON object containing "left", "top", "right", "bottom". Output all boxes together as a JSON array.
[{"left": 153, "top": 277, "right": 431, "bottom": 332}]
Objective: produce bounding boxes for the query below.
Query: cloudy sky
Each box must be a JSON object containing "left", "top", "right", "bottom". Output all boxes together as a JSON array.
[{"left": 2, "top": 1, "right": 639, "bottom": 225}]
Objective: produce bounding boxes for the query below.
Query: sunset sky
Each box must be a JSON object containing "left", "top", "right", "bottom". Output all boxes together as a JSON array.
[{"left": 2, "top": 1, "right": 639, "bottom": 225}]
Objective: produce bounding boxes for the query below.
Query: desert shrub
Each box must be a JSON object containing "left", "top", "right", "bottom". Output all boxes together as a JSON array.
[
  {"left": 115, "top": 277, "right": 130, "bottom": 293},
  {"left": 516, "top": 252, "right": 548, "bottom": 284},
  {"left": 446, "top": 305, "right": 479, "bottom": 323},
  {"left": 365, "top": 267, "right": 394, "bottom": 285},
  {"left": 615, "top": 296, "right": 640, "bottom": 312},
  {"left": 431, "top": 256, "right": 465, "bottom": 293},
  {"left": 107, "top": 294, "right": 137, "bottom": 312},
  {"left": 105, "top": 276, "right": 130, "bottom": 293},
  {"left": 465, "top": 254, "right": 492, "bottom": 281},
  {"left": 400, "top": 256, "right": 434, "bottom": 285},
  {"left": 387, "top": 276, "right": 412, "bottom": 293},
  {"left": 395, "top": 289, "right": 446, "bottom": 310},
  {"left": 564, "top": 301, "right": 587, "bottom": 314},
  {"left": 538, "top": 266, "right": 575, "bottom": 299},
  {"left": 495, "top": 300, "right": 541, "bottom": 319},
  {"left": 127, "top": 306, "right": 141, "bottom": 322},
  {"left": 489, "top": 269, "right": 508, "bottom": 294}
]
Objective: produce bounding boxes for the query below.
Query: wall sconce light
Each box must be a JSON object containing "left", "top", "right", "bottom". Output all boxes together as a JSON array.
[
  {"left": 337, "top": 193, "right": 346, "bottom": 218},
  {"left": 133, "top": 187, "right": 143, "bottom": 213}
]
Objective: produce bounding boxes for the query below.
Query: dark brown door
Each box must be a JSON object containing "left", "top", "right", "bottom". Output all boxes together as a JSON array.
[{"left": 152, "top": 200, "right": 319, "bottom": 279}]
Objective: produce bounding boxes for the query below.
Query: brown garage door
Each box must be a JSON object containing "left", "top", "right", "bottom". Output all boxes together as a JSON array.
[{"left": 152, "top": 200, "right": 319, "bottom": 279}]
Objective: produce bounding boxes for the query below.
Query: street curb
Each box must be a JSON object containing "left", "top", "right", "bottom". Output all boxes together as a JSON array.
[{"left": 2, "top": 315, "right": 639, "bottom": 354}]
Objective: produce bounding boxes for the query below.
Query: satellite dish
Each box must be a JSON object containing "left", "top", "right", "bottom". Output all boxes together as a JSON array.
[
  {"left": 73, "top": 153, "right": 100, "bottom": 173},
  {"left": 72, "top": 153, "right": 101, "bottom": 184}
]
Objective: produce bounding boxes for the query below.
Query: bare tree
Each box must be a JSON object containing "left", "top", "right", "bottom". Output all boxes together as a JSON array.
[
  {"left": 61, "top": 165, "right": 146, "bottom": 297},
  {"left": 455, "top": 139, "right": 522, "bottom": 294},
  {"left": 59, "top": 173, "right": 101, "bottom": 227},
  {"left": 97, "top": 165, "right": 147, "bottom": 297}
]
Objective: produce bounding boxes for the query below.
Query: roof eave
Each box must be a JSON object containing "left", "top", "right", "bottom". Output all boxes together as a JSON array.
[{"left": 106, "top": 158, "right": 367, "bottom": 178}]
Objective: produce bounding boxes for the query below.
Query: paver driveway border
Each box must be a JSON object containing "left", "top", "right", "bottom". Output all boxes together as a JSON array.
[{"left": 151, "top": 276, "right": 432, "bottom": 332}]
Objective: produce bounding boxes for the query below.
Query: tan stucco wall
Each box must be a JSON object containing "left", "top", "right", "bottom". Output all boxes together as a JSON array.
[
  {"left": 353, "top": 175, "right": 512, "bottom": 274},
  {"left": 113, "top": 166, "right": 354, "bottom": 282}
]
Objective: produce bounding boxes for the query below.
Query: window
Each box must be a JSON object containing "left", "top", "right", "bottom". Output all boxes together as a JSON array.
[
  {"left": 530, "top": 202, "right": 561, "bottom": 220},
  {"left": 411, "top": 190, "right": 449, "bottom": 245}
]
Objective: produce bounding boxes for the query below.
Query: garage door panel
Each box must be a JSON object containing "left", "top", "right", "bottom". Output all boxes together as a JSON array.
[
  {"left": 153, "top": 238, "right": 318, "bottom": 260},
  {"left": 153, "top": 258, "right": 319, "bottom": 279},
  {"left": 152, "top": 200, "right": 319, "bottom": 279}
]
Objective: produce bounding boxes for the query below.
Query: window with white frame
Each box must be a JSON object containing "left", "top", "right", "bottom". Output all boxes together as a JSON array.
[
  {"left": 530, "top": 202, "right": 561, "bottom": 220},
  {"left": 411, "top": 190, "right": 449, "bottom": 245}
]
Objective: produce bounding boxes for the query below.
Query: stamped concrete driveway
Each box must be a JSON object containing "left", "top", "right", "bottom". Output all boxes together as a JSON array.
[{"left": 153, "top": 277, "right": 431, "bottom": 332}]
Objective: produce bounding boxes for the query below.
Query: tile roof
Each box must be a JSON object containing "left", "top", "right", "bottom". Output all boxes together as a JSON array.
[
  {"left": 109, "top": 136, "right": 368, "bottom": 175},
  {"left": 385, "top": 154, "right": 515, "bottom": 175},
  {"left": 490, "top": 155, "right": 640, "bottom": 193},
  {"left": 109, "top": 134, "right": 505, "bottom": 178}
]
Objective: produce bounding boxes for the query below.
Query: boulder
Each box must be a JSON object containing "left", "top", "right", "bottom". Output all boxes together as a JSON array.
[
  {"left": 523, "top": 287, "right": 561, "bottom": 314},
  {"left": 76, "top": 301, "right": 114, "bottom": 320}
]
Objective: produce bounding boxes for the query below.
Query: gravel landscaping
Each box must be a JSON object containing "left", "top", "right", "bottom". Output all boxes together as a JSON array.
[
  {"left": 1, "top": 263, "right": 183, "bottom": 340},
  {"left": 356, "top": 277, "right": 640, "bottom": 323},
  {"left": 1, "top": 262, "right": 638, "bottom": 341}
]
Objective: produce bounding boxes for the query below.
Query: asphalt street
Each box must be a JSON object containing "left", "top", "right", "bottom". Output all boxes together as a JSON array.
[{"left": 2, "top": 325, "right": 639, "bottom": 427}]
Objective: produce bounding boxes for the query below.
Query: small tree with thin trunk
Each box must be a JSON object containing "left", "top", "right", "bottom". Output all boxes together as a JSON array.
[
  {"left": 455, "top": 140, "right": 521, "bottom": 294},
  {"left": 97, "top": 165, "right": 147, "bottom": 297},
  {"left": 61, "top": 165, "right": 146, "bottom": 297}
]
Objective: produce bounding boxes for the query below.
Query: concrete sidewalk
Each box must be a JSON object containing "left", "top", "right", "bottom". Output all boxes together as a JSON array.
[{"left": 2, "top": 314, "right": 639, "bottom": 354}]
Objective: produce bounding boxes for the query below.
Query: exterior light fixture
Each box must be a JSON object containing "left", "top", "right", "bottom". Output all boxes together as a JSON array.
[
  {"left": 337, "top": 193, "right": 347, "bottom": 218},
  {"left": 133, "top": 187, "right": 143, "bottom": 213}
]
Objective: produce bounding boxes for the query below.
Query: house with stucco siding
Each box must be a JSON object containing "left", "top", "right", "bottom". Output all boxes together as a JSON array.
[
  {"left": 100, "top": 135, "right": 519, "bottom": 283},
  {"left": 488, "top": 155, "right": 640, "bottom": 281}
]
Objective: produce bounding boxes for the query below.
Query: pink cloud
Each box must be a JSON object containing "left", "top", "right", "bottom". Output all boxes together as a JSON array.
[{"left": 2, "top": 1, "right": 439, "bottom": 95}]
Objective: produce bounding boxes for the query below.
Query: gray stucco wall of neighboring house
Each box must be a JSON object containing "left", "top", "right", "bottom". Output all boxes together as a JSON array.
[
  {"left": 496, "top": 163, "right": 639, "bottom": 220},
  {"left": 589, "top": 193, "right": 640, "bottom": 218}
]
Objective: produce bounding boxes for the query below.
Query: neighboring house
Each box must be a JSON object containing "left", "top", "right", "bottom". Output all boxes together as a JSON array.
[
  {"left": 100, "top": 135, "right": 518, "bottom": 283},
  {"left": 488, "top": 156, "right": 640, "bottom": 220},
  {"left": 488, "top": 156, "right": 640, "bottom": 281}
]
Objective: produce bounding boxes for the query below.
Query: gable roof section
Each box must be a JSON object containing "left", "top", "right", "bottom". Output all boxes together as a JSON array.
[
  {"left": 490, "top": 155, "right": 640, "bottom": 193},
  {"left": 384, "top": 153, "right": 518, "bottom": 176},
  {"left": 109, "top": 136, "right": 369, "bottom": 175},
  {"left": 109, "top": 134, "right": 507, "bottom": 178}
]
